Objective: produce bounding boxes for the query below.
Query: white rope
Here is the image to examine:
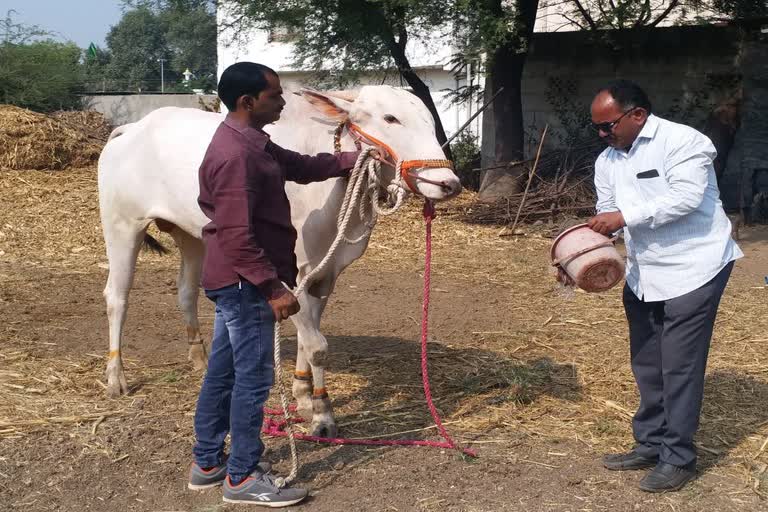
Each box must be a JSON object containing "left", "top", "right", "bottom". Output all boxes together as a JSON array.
[{"left": 272, "top": 148, "right": 407, "bottom": 488}]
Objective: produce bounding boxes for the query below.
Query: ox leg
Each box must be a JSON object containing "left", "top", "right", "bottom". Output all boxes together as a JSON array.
[
  {"left": 103, "top": 222, "right": 144, "bottom": 398},
  {"left": 291, "top": 275, "right": 337, "bottom": 438},
  {"left": 292, "top": 344, "right": 314, "bottom": 421},
  {"left": 170, "top": 230, "right": 207, "bottom": 370}
]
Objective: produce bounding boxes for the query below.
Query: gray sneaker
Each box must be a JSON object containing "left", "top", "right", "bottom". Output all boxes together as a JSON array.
[
  {"left": 188, "top": 460, "right": 272, "bottom": 491},
  {"left": 223, "top": 470, "right": 307, "bottom": 507}
]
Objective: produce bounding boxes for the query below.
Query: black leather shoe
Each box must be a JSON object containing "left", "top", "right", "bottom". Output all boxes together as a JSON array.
[
  {"left": 602, "top": 449, "right": 658, "bottom": 471},
  {"left": 639, "top": 462, "right": 696, "bottom": 493}
]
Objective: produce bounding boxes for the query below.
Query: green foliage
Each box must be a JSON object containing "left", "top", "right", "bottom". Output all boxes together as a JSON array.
[
  {"left": 160, "top": 370, "right": 180, "bottom": 383},
  {"left": 451, "top": 0, "right": 539, "bottom": 75},
  {"left": 0, "top": 12, "right": 85, "bottom": 111},
  {"left": 545, "top": 0, "right": 767, "bottom": 32},
  {"left": 454, "top": 0, "right": 525, "bottom": 57},
  {"left": 0, "top": 9, "right": 51, "bottom": 44},
  {"left": 0, "top": 40, "right": 84, "bottom": 111},
  {"left": 224, "top": 0, "right": 450, "bottom": 83},
  {"left": 103, "top": 7, "right": 168, "bottom": 90},
  {"left": 81, "top": 44, "right": 112, "bottom": 92},
  {"left": 713, "top": 0, "right": 768, "bottom": 18},
  {"left": 450, "top": 131, "right": 482, "bottom": 191},
  {"left": 82, "top": 1, "right": 217, "bottom": 92},
  {"left": 164, "top": 6, "right": 217, "bottom": 78}
]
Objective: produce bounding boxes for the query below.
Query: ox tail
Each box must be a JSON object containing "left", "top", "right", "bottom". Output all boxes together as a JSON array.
[{"left": 142, "top": 233, "right": 169, "bottom": 255}]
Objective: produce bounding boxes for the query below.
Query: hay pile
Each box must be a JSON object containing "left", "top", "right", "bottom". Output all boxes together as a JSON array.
[
  {"left": 51, "top": 110, "right": 112, "bottom": 143},
  {"left": 0, "top": 167, "right": 173, "bottom": 269},
  {"left": 0, "top": 105, "right": 109, "bottom": 171}
]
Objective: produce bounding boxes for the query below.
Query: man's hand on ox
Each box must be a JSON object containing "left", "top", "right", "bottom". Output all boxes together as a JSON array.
[
  {"left": 588, "top": 211, "right": 626, "bottom": 236},
  {"left": 269, "top": 292, "right": 300, "bottom": 321},
  {"left": 369, "top": 149, "right": 385, "bottom": 162}
]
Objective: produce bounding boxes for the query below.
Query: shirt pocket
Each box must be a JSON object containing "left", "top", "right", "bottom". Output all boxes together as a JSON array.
[{"left": 634, "top": 172, "right": 669, "bottom": 203}]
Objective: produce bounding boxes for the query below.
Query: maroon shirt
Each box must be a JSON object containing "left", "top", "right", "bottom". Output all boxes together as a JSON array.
[{"left": 198, "top": 115, "right": 359, "bottom": 300}]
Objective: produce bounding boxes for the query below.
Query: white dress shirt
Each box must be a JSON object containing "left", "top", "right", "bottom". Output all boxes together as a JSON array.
[{"left": 594, "top": 114, "right": 743, "bottom": 302}]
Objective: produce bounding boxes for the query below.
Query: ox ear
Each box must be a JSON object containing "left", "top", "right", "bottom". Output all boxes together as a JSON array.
[{"left": 300, "top": 89, "right": 352, "bottom": 122}]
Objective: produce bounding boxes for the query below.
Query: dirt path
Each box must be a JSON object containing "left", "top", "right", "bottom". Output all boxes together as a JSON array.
[
  {"left": 2, "top": 167, "right": 768, "bottom": 510},
  {"left": 2, "top": 255, "right": 767, "bottom": 511}
]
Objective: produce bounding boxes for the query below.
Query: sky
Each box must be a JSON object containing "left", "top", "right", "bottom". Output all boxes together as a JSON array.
[{"left": 0, "top": 0, "right": 124, "bottom": 48}]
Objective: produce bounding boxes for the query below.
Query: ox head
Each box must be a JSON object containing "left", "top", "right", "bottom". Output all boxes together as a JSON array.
[{"left": 301, "top": 86, "right": 462, "bottom": 201}]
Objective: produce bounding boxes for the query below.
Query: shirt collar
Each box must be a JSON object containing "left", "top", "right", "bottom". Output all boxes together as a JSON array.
[
  {"left": 223, "top": 114, "right": 270, "bottom": 149},
  {"left": 608, "top": 114, "right": 659, "bottom": 157},
  {"left": 636, "top": 114, "right": 659, "bottom": 142}
]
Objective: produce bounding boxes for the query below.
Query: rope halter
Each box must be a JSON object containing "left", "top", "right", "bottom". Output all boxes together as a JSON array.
[{"left": 333, "top": 120, "right": 454, "bottom": 195}]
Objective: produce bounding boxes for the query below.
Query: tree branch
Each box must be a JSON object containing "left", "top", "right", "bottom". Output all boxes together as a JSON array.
[
  {"left": 569, "top": 0, "right": 599, "bottom": 30},
  {"left": 560, "top": 12, "right": 588, "bottom": 30},
  {"left": 595, "top": 0, "right": 617, "bottom": 29},
  {"left": 649, "top": 0, "right": 679, "bottom": 26},
  {"left": 633, "top": 0, "right": 652, "bottom": 28},
  {"left": 363, "top": 1, "right": 451, "bottom": 157}
]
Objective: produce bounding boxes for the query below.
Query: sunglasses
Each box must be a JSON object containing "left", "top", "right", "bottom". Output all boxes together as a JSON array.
[{"left": 591, "top": 108, "right": 636, "bottom": 133}]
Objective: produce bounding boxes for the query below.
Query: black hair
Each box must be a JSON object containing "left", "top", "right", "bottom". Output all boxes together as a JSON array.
[
  {"left": 597, "top": 79, "right": 652, "bottom": 115},
  {"left": 217, "top": 62, "right": 278, "bottom": 111}
]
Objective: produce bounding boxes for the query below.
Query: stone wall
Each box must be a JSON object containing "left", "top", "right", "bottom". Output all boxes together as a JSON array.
[{"left": 83, "top": 94, "right": 218, "bottom": 127}]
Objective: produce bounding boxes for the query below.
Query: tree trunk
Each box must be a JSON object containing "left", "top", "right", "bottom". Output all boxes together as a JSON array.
[
  {"left": 376, "top": 8, "right": 453, "bottom": 160},
  {"left": 478, "top": 45, "right": 527, "bottom": 201},
  {"left": 398, "top": 68, "right": 453, "bottom": 160},
  {"left": 478, "top": 0, "right": 539, "bottom": 201}
]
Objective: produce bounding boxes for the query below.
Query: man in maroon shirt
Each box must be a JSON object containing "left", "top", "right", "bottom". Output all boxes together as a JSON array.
[{"left": 187, "top": 62, "right": 360, "bottom": 507}]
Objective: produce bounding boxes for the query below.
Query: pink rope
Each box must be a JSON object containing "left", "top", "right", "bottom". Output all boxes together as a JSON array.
[
  {"left": 263, "top": 200, "right": 477, "bottom": 458},
  {"left": 419, "top": 201, "right": 475, "bottom": 456}
]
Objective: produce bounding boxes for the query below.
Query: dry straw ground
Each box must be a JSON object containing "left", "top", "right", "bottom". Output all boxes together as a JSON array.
[{"left": 1, "top": 105, "right": 768, "bottom": 510}]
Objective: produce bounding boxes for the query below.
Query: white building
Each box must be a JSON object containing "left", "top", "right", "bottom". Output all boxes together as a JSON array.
[
  {"left": 216, "top": 2, "right": 720, "bottom": 141},
  {"left": 216, "top": 7, "right": 484, "bottom": 139}
]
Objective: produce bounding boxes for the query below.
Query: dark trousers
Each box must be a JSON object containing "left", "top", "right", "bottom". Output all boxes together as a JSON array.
[
  {"left": 193, "top": 281, "right": 275, "bottom": 482},
  {"left": 624, "top": 262, "right": 733, "bottom": 467}
]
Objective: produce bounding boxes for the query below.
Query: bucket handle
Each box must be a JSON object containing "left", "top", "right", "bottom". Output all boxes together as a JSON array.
[{"left": 552, "top": 235, "right": 619, "bottom": 268}]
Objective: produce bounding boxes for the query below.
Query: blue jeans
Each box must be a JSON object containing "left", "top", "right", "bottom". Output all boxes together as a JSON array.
[{"left": 193, "top": 281, "right": 275, "bottom": 483}]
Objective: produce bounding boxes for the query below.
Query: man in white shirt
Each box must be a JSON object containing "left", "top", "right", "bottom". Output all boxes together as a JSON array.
[{"left": 587, "top": 80, "right": 742, "bottom": 492}]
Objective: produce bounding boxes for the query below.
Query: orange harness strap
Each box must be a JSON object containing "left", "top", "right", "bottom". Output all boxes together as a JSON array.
[{"left": 345, "top": 123, "right": 454, "bottom": 194}]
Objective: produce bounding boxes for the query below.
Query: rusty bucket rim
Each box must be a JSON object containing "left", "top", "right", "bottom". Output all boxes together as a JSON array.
[{"left": 550, "top": 223, "right": 593, "bottom": 264}]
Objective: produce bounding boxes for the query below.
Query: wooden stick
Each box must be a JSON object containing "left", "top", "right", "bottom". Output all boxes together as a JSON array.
[{"left": 500, "top": 125, "right": 549, "bottom": 236}]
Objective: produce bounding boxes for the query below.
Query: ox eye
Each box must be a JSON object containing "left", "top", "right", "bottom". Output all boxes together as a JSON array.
[{"left": 383, "top": 114, "right": 401, "bottom": 125}]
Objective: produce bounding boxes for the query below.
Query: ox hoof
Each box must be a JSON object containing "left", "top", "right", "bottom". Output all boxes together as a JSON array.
[
  {"left": 106, "top": 375, "right": 129, "bottom": 398},
  {"left": 188, "top": 344, "right": 208, "bottom": 371},
  {"left": 310, "top": 421, "right": 338, "bottom": 439},
  {"left": 296, "top": 398, "right": 314, "bottom": 421}
]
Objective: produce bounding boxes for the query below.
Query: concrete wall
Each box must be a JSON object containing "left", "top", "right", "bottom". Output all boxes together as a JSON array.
[
  {"left": 84, "top": 94, "right": 218, "bottom": 126},
  {"left": 480, "top": 24, "right": 745, "bottom": 202},
  {"left": 518, "top": 25, "right": 740, "bottom": 148},
  {"left": 722, "top": 35, "right": 768, "bottom": 215}
]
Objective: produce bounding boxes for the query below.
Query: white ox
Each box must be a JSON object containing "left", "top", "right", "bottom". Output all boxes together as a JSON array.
[{"left": 98, "top": 86, "right": 462, "bottom": 436}]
